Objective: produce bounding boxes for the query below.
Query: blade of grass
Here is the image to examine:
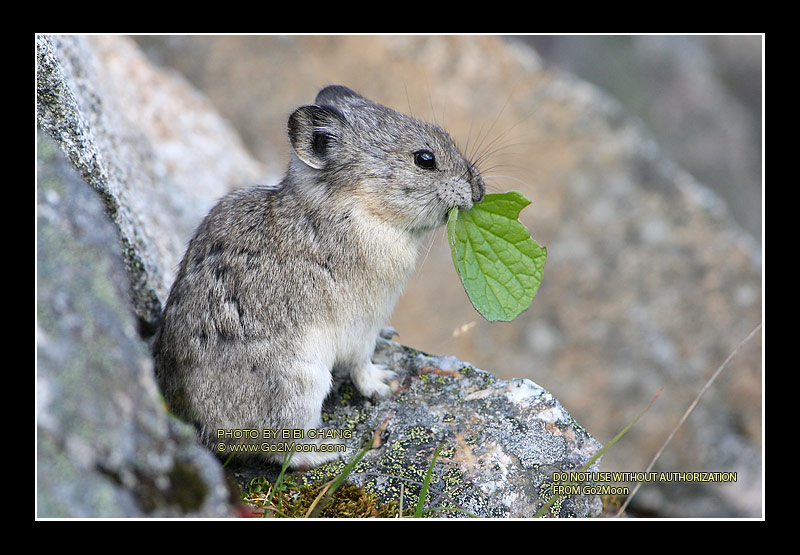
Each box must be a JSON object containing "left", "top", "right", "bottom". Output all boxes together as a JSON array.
[
  {"left": 265, "top": 451, "right": 295, "bottom": 517},
  {"left": 414, "top": 442, "right": 444, "bottom": 518},
  {"left": 419, "top": 505, "right": 480, "bottom": 518},
  {"left": 615, "top": 323, "right": 762, "bottom": 517},
  {"left": 304, "top": 480, "right": 335, "bottom": 518},
  {"left": 222, "top": 436, "right": 248, "bottom": 468}
]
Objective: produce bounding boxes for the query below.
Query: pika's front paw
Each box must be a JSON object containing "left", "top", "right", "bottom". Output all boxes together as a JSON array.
[{"left": 352, "top": 362, "right": 397, "bottom": 399}]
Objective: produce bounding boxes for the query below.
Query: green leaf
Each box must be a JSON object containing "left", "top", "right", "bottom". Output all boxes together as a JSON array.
[{"left": 447, "top": 191, "right": 546, "bottom": 322}]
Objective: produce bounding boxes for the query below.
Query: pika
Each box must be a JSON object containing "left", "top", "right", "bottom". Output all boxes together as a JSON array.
[{"left": 153, "top": 85, "right": 485, "bottom": 468}]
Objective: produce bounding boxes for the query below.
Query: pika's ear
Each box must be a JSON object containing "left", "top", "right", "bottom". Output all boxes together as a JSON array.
[
  {"left": 314, "top": 85, "right": 363, "bottom": 107},
  {"left": 288, "top": 105, "right": 346, "bottom": 170}
]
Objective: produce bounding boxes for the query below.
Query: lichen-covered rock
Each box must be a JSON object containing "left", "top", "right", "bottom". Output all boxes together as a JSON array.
[
  {"left": 231, "top": 337, "right": 603, "bottom": 518},
  {"left": 37, "top": 132, "right": 234, "bottom": 517},
  {"left": 36, "top": 34, "right": 265, "bottom": 332}
]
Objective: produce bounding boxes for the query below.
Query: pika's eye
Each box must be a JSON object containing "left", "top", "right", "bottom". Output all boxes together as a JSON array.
[{"left": 414, "top": 150, "right": 436, "bottom": 170}]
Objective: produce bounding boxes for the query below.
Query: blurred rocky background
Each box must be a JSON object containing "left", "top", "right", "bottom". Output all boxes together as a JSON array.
[
  {"left": 37, "top": 34, "right": 763, "bottom": 518},
  {"left": 515, "top": 35, "right": 762, "bottom": 242}
]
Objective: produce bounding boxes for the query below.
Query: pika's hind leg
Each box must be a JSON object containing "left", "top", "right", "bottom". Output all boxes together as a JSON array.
[{"left": 255, "top": 359, "right": 347, "bottom": 469}]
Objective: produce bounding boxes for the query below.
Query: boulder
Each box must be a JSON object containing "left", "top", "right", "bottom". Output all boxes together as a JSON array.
[
  {"left": 37, "top": 130, "right": 233, "bottom": 517},
  {"left": 36, "top": 34, "right": 265, "bottom": 333},
  {"left": 234, "top": 336, "right": 604, "bottom": 518}
]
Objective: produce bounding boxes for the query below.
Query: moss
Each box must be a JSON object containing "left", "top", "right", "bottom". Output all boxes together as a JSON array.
[
  {"left": 95, "top": 460, "right": 209, "bottom": 515},
  {"left": 163, "top": 461, "right": 209, "bottom": 512},
  {"left": 243, "top": 475, "right": 411, "bottom": 518},
  {"left": 240, "top": 433, "right": 473, "bottom": 518}
]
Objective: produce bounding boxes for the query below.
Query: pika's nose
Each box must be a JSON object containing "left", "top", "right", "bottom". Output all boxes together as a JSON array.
[{"left": 471, "top": 173, "right": 485, "bottom": 204}]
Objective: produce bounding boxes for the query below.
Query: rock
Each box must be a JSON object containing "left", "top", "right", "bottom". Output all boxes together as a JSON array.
[
  {"left": 36, "top": 34, "right": 266, "bottom": 333},
  {"left": 232, "top": 337, "right": 603, "bottom": 518},
  {"left": 36, "top": 131, "right": 233, "bottom": 517},
  {"left": 35, "top": 34, "right": 603, "bottom": 519},
  {"left": 133, "top": 35, "right": 762, "bottom": 518},
  {"left": 515, "top": 35, "right": 762, "bottom": 241}
]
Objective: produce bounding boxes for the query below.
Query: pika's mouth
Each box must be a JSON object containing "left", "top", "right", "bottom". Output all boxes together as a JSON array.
[
  {"left": 455, "top": 201, "right": 473, "bottom": 213},
  {"left": 440, "top": 202, "right": 467, "bottom": 226}
]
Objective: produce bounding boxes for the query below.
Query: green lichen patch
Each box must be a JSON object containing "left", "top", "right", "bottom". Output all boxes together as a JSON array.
[{"left": 407, "top": 426, "right": 433, "bottom": 446}]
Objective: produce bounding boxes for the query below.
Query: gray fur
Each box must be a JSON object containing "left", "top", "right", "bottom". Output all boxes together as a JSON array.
[{"left": 153, "top": 85, "right": 485, "bottom": 468}]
